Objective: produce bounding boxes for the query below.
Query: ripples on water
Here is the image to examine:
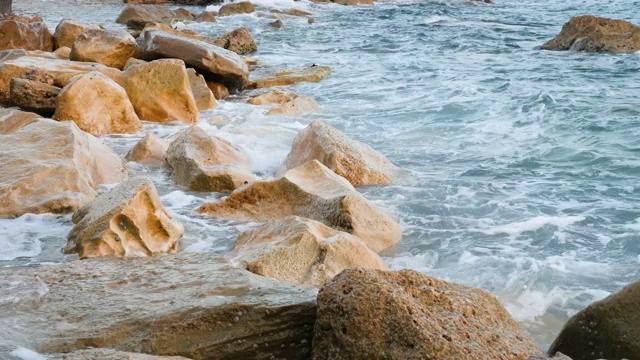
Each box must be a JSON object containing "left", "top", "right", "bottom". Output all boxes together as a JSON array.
[{"left": 7, "top": 0, "right": 640, "bottom": 348}]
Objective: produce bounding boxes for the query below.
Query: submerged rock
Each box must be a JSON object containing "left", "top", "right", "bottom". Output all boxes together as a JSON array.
[
  {"left": 0, "top": 20, "right": 54, "bottom": 51},
  {"left": 125, "top": 133, "right": 171, "bottom": 164},
  {"left": 70, "top": 29, "right": 139, "bottom": 70},
  {"left": 249, "top": 65, "right": 331, "bottom": 89},
  {"left": 213, "top": 27, "right": 257, "bottom": 55},
  {"left": 53, "top": 18, "right": 100, "bottom": 50},
  {"left": 9, "top": 77, "right": 60, "bottom": 116},
  {"left": 218, "top": 2, "right": 255, "bottom": 16}
]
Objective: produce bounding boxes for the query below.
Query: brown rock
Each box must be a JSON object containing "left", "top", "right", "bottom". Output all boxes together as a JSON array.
[
  {"left": 197, "top": 160, "right": 401, "bottom": 252},
  {"left": 53, "top": 46, "right": 71, "bottom": 58},
  {"left": 542, "top": 15, "right": 640, "bottom": 54},
  {"left": 70, "top": 29, "right": 139, "bottom": 70},
  {"left": 48, "top": 348, "right": 192, "bottom": 360},
  {"left": 283, "top": 121, "right": 398, "bottom": 186},
  {"left": 9, "top": 77, "right": 60, "bottom": 116},
  {"left": 65, "top": 176, "right": 183, "bottom": 259},
  {"left": 248, "top": 89, "right": 296, "bottom": 105},
  {"left": 0, "top": 107, "right": 41, "bottom": 135},
  {"left": 332, "top": 0, "right": 374, "bottom": 4},
  {"left": 206, "top": 81, "right": 229, "bottom": 99},
  {"left": 0, "top": 119, "right": 127, "bottom": 217},
  {"left": 116, "top": 5, "right": 175, "bottom": 25},
  {"left": 0, "top": 14, "right": 44, "bottom": 23},
  {"left": 268, "top": 95, "right": 320, "bottom": 116},
  {"left": 218, "top": 1, "right": 256, "bottom": 16},
  {"left": 22, "top": 67, "right": 55, "bottom": 85},
  {"left": 232, "top": 216, "right": 387, "bottom": 288},
  {"left": 123, "top": 57, "right": 147, "bottom": 70},
  {"left": 0, "top": 20, "right": 54, "bottom": 51},
  {"left": 214, "top": 27, "right": 257, "bottom": 55},
  {"left": 187, "top": 68, "right": 217, "bottom": 111},
  {"left": 166, "top": 126, "right": 254, "bottom": 192},
  {"left": 312, "top": 268, "right": 543, "bottom": 360},
  {"left": 195, "top": 11, "right": 217, "bottom": 23},
  {"left": 53, "top": 18, "right": 100, "bottom": 49},
  {"left": 249, "top": 65, "right": 331, "bottom": 89},
  {"left": 172, "top": 8, "right": 195, "bottom": 20},
  {"left": 125, "top": 133, "right": 171, "bottom": 164},
  {"left": 269, "top": 20, "right": 284, "bottom": 29}
]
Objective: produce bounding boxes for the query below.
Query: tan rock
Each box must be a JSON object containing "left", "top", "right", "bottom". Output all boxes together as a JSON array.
[
  {"left": 125, "top": 133, "right": 171, "bottom": 164},
  {"left": 172, "top": 8, "right": 195, "bottom": 20},
  {"left": 0, "top": 20, "right": 54, "bottom": 51},
  {"left": 283, "top": 121, "right": 398, "bottom": 186},
  {"left": 249, "top": 65, "right": 331, "bottom": 89},
  {"left": 53, "top": 46, "right": 71, "bottom": 58},
  {"left": 65, "top": 176, "right": 183, "bottom": 259},
  {"left": 268, "top": 95, "right": 320, "bottom": 116},
  {"left": 123, "top": 57, "right": 147, "bottom": 70},
  {"left": 116, "top": 5, "right": 175, "bottom": 25},
  {"left": 313, "top": 268, "right": 543, "bottom": 360},
  {"left": 0, "top": 107, "right": 41, "bottom": 135},
  {"left": 187, "top": 68, "right": 216, "bottom": 111},
  {"left": 195, "top": 11, "right": 217, "bottom": 23},
  {"left": 233, "top": 216, "right": 387, "bottom": 288},
  {"left": 0, "top": 14, "right": 44, "bottom": 23},
  {"left": 0, "top": 119, "right": 127, "bottom": 217},
  {"left": 218, "top": 1, "right": 255, "bottom": 16},
  {"left": 70, "top": 29, "right": 139, "bottom": 70},
  {"left": 120, "top": 59, "right": 198, "bottom": 124},
  {"left": 198, "top": 160, "right": 401, "bottom": 252},
  {"left": 54, "top": 71, "right": 142, "bottom": 135},
  {"left": 248, "top": 89, "right": 296, "bottom": 105},
  {"left": 206, "top": 81, "right": 229, "bottom": 99},
  {"left": 269, "top": 19, "right": 284, "bottom": 29},
  {"left": 9, "top": 77, "right": 60, "bottom": 116},
  {"left": 53, "top": 18, "right": 100, "bottom": 49},
  {"left": 214, "top": 27, "right": 257, "bottom": 55},
  {"left": 166, "top": 126, "right": 253, "bottom": 192},
  {"left": 48, "top": 348, "right": 192, "bottom": 360},
  {"left": 271, "top": 9, "right": 313, "bottom": 16}
]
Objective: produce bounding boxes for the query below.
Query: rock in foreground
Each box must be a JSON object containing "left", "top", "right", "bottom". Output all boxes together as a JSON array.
[
  {"left": 70, "top": 29, "right": 139, "bottom": 70},
  {"left": 0, "top": 20, "right": 54, "bottom": 51},
  {"left": 125, "top": 133, "right": 171, "bottom": 164},
  {"left": 542, "top": 15, "right": 640, "bottom": 53}
]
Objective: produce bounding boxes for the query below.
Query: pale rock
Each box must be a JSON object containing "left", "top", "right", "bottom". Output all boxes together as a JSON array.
[
  {"left": 53, "top": 46, "right": 71, "bottom": 58},
  {"left": 48, "top": 348, "right": 192, "bottom": 360},
  {"left": 53, "top": 18, "right": 100, "bottom": 49},
  {"left": 195, "top": 11, "right": 217, "bottom": 23},
  {"left": 267, "top": 95, "right": 320, "bottom": 116},
  {"left": 116, "top": 5, "right": 175, "bottom": 25},
  {"left": 206, "top": 81, "right": 229, "bottom": 99},
  {"left": 187, "top": 68, "right": 216, "bottom": 111}
]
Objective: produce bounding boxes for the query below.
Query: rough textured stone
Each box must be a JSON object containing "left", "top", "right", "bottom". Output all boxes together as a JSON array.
[
  {"left": 218, "top": 2, "right": 255, "bottom": 16},
  {"left": 172, "top": 8, "right": 195, "bottom": 20},
  {"left": 48, "top": 348, "right": 192, "bottom": 360},
  {"left": 0, "top": 253, "right": 316, "bottom": 359},
  {"left": 9, "top": 77, "right": 60, "bottom": 116},
  {"left": 206, "top": 81, "right": 229, "bottom": 99},
  {"left": 53, "top": 18, "right": 100, "bottom": 49},
  {"left": 283, "top": 121, "right": 398, "bottom": 186},
  {"left": 65, "top": 176, "right": 183, "bottom": 259},
  {"left": 195, "top": 11, "right": 217, "bottom": 23},
  {"left": 116, "top": 5, "right": 175, "bottom": 25},
  {"left": 0, "top": 20, "right": 54, "bottom": 51},
  {"left": 0, "top": 107, "right": 41, "bottom": 134},
  {"left": 198, "top": 160, "right": 401, "bottom": 252},
  {"left": 268, "top": 95, "right": 320, "bottom": 116},
  {"left": 249, "top": 65, "right": 331, "bottom": 89},
  {"left": 269, "top": 20, "right": 284, "bottom": 29},
  {"left": 123, "top": 57, "right": 147, "bottom": 70},
  {"left": 53, "top": 46, "right": 71, "bottom": 58},
  {"left": 248, "top": 89, "right": 296, "bottom": 105},
  {"left": 527, "top": 353, "right": 573, "bottom": 360},
  {"left": 70, "top": 29, "right": 139, "bottom": 70},
  {"left": 187, "top": 68, "right": 217, "bottom": 111},
  {"left": 313, "top": 268, "right": 543, "bottom": 360},
  {"left": 54, "top": 71, "right": 142, "bottom": 135},
  {"left": 214, "top": 27, "right": 256, "bottom": 55},
  {"left": 166, "top": 126, "right": 253, "bottom": 192},
  {"left": 232, "top": 216, "right": 387, "bottom": 288},
  {"left": 125, "top": 133, "right": 171, "bottom": 164},
  {"left": 0, "top": 119, "right": 127, "bottom": 217},
  {"left": 542, "top": 15, "right": 640, "bottom": 54},
  {"left": 22, "top": 68, "right": 56, "bottom": 85}
]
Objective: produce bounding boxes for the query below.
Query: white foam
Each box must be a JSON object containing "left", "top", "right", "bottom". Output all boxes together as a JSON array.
[
  {"left": 0, "top": 214, "right": 72, "bottom": 261},
  {"left": 9, "top": 348, "right": 48, "bottom": 360},
  {"left": 476, "top": 216, "right": 585, "bottom": 236},
  {"left": 424, "top": 15, "right": 457, "bottom": 25}
]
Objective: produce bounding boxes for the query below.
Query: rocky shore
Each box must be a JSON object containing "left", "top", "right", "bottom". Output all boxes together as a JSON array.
[{"left": 1, "top": 1, "right": 639, "bottom": 359}]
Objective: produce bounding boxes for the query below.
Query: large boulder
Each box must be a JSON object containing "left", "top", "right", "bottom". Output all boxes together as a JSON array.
[
  {"left": 232, "top": 216, "right": 387, "bottom": 288},
  {"left": 248, "top": 89, "right": 297, "bottom": 105},
  {"left": 54, "top": 71, "right": 143, "bottom": 135},
  {"left": 65, "top": 176, "right": 183, "bottom": 259},
  {"left": 197, "top": 160, "right": 401, "bottom": 253},
  {"left": 187, "top": 68, "right": 216, "bottom": 111},
  {"left": 207, "top": 81, "right": 229, "bottom": 99},
  {"left": 70, "top": 29, "right": 139, "bottom": 70},
  {"left": 0, "top": 107, "right": 41, "bottom": 134},
  {"left": 116, "top": 5, "right": 175, "bottom": 25},
  {"left": 0, "top": 119, "right": 127, "bottom": 217},
  {"left": 218, "top": 2, "right": 255, "bottom": 16},
  {"left": 48, "top": 348, "right": 191, "bottom": 360},
  {"left": 9, "top": 77, "right": 60, "bottom": 116},
  {"left": 0, "top": 20, "right": 54, "bottom": 51},
  {"left": 283, "top": 121, "right": 398, "bottom": 186},
  {"left": 125, "top": 133, "right": 171, "bottom": 164},
  {"left": 165, "top": 126, "right": 253, "bottom": 192},
  {"left": 0, "top": 253, "right": 316, "bottom": 359},
  {"left": 249, "top": 65, "right": 331, "bottom": 89},
  {"left": 542, "top": 15, "right": 640, "bottom": 54},
  {"left": 195, "top": 11, "right": 217, "bottom": 23},
  {"left": 548, "top": 279, "right": 640, "bottom": 360},
  {"left": 313, "top": 268, "right": 543, "bottom": 360},
  {"left": 213, "top": 27, "right": 257, "bottom": 55},
  {"left": 53, "top": 18, "right": 101, "bottom": 50}
]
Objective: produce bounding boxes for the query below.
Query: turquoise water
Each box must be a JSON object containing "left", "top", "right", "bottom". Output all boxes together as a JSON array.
[{"left": 6, "top": 0, "right": 640, "bottom": 349}]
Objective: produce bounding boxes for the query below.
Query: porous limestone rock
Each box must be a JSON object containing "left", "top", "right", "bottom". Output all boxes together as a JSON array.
[
  {"left": 249, "top": 65, "right": 331, "bottom": 89},
  {"left": 197, "top": 160, "right": 401, "bottom": 252},
  {"left": 53, "top": 18, "right": 100, "bottom": 49},
  {"left": 187, "top": 68, "right": 217, "bottom": 111},
  {"left": 312, "top": 268, "right": 543, "bottom": 360},
  {"left": 9, "top": 77, "right": 60, "bottom": 116},
  {"left": 70, "top": 29, "right": 139, "bottom": 70},
  {"left": 218, "top": 1, "right": 255, "bottom": 16},
  {"left": 53, "top": 46, "right": 71, "bottom": 58},
  {"left": 125, "top": 133, "right": 171, "bottom": 164},
  {"left": 0, "top": 107, "right": 41, "bottom": 134},
  {"left": 206, "top": 81, "right": 229, "bottom": 99},
  {"left": 213, "top": 27, "right": 257, "bottom": 55},
  {"left": 48, "top": 348, "right": 192, "bottom": 360},
  {"left": 271, "top": 9, "right": 313, "bottom": 17},
  {"left": 0, "top": 20, "right": 54, "bottom": 51}
]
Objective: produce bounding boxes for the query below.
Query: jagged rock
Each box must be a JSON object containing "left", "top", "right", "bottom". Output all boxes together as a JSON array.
[
  {"left": 195, "top": 11, "right": 217, "bottom": 23},
  {"left": 9, "top": 78, "right": 60, "bottom": 116},
  {"left": 70, "top": 29, "right": 139, "bottom": 70},
  {"left": 0, "top": 253, "right": 316, "bottom": 359},
  {"left": 48, "top": 348, "right": 192, "bottom": 360},
  {"left": 198, "top": 160, "right": 401, "bottom": 252},
  {"left": 53, "top": 46, "right": 71, "bottom": 58},
  {"left": 268, "top": 95, "right": 320, "bottom": 116},
  {"left": 165, "top": 126, "right": 253, "bottom": 192},
  {"left": 232, "top": 216, "right": 387, "bottom": 288},
  {"left": 312, "top": 268, "right": 543, "bottom": 360},
  {"left": 187, "top": 68, "right": 217, "bottom": 111},
  {"left": 0, "top": 20, "right": 54, "bottom": 51},
  {"left": 0, "top": 107, "right": 41, "bottom": 134},
  {"left": 54, "top": 71, "right": 142, "bottom": 135},
  {"left": 283, "top": 121, "right": 398, "bottom": 186},
  {"left": 53, "top": 18, "right": 100, "bottom": 49},
  {"left": 206, "top": 81, "right": 229, "bottom": 99},
  {"left": 269, "top": 20, "right": 284, "bottom": 29},
  {"left": 125, "top": 133, "right": 171, "bottom": 164},
  {"left": 65, "top": 176, "right": 183, "bottom": 259},
  {"left": 249, "top": 65, "right": 331, "bottom": 89},
  {"left": 0, "top": 119, "right": 127, "bottom": 217},
  {"left": 218, "top": 2, "right": 255, "bottom": 16},
  {"left": 214, "top": 27, "right": 257, "bottom": 55},
  {"left": 116, "top": 5, "right": 175, "bottom": 26}
]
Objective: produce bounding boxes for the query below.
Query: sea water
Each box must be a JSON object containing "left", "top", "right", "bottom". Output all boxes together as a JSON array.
[{"left": 5, "top": 0, "right": 640, "bottom": 349}]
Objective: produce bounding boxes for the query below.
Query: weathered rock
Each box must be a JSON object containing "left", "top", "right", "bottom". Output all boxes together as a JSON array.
[
  {"left": 22, "top": 67, "right": 56, "bottom": 85},
  {"left": 248, "top": 89, "right": 296, "bottom": 105},
  {"left": 527, "top": 353, "right": 572, "bottom": 360},
  {"left": 116, "top": 5, "right": 175, "bottom": 25},
  {"left": 187, "top": 68, "right": 217, "bottom": 111},
  {"left": 249, "top": 65, "right": 331, "bottom": 89},
  {"left": 9, "top": 77, "right": 60, "bottom": 116},
  {"left": 53, "top": 18, "right": 100, "bottom": 49},
  {"left": 0, "top": 20, "right": 54, "bottom": 51},
  {"left": 333, "top": 0, "right": 374, "bottom": 4},
  {"left": 0, "top": 253, "right": 316, "bottom": 359},
  {"left": 268, "top": 95, "right": 320, "bottom": 116},
  {"left": 53, "top": 46, "right": 72, "bottom": 58},
  {"left": 139, "top": 28, "right": 249, "bottom": 91},
  {"left": 54, "top": 71, "right": 142, "bottom": 135},
  {"left": 125, "top": 133, "right": 171, "bottom": 164},
  {"left": 166, "top": 126, "right": 253, "bottom": 192},
  {"left": 542, "top": 15, "right": 640, "bottom": 54},
  {"left": 70, "top": 29, "right": 139, "bottom": 70},
  {"left": 0, "top": 14, "right": 44, "bottom": 23},
  {"left": 120, "top": 59, "right": 198, "bottom": 124},
  {"left": 48, "top": 348, "right": 192, "bottom": 360},
  {"left": 548, "top": 279, "right": 640, "bottom": 360},
  {"left": 206, "top": 81, "right": 229, "bottom": 99},
  {"left": 283, "top": 121, "right": 398, "bottom": 186},
  {"left": 218, "top": 1, "right": 255, "bottom": 16},
  {"left": 123, "top": 57, "right": 147, "bottom": 70},
  {"left": 232, "top": 216, "right": 387, "bottom": 288},
  {"left": 0, "top": 48, "right": 28, "bottom": 62},
  {"left": 65, "top": 176, "right": 183, "bottom": 259},
  {"left": 214, "top": 27, "right": 257, "bottom": 55},
  {"left": 312, "top": 268, "right": 543, "bottom": 360},
  {"left": 0, "top": 119, "right": 127, "bottom": 217},
  {"left": 195, "top": 11, "right": 217, "bottom": 23},
  {"left": 172, "top": 8, "right": 195, "bottom": 20},
  {"left": 198, "top": 160, "right": 401, "bottom": 252},
  {"left": 0, "top": 107, "right": 41, "bottom": 134},
  {"left": 269, "top": 20, "right": 284, "bottom": 29}
]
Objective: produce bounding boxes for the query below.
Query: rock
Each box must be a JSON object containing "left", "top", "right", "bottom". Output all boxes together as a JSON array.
[
  {"left": 197, "top": 160, "right": 401, "bottom": 252},
  {"left": 206, "top": 81, "right": 229, "bottom": 99},
  {"left": 332, "top": 0, "right": 374, "bottom": 4},
  {"left": 248, "top": 89, "right": 296, "bottom": 105},
  {"left": 271, "top": 9, "right": 313, "bottom": 16},
  {"left": 0, "top": 14, "right": 44, "bottom": 23},
  {"left": 269, "top": 20, "right": 284, "bottom": 29},
  {"left": 214, "top": 27, "right": 257, "bottom": 55},
  {"left": 0, "top": 107, "right": 41, "bottom": 134},
  {"left": 54, "top": 71, "right": 142, "bottom": 135},
  {"left": 249, "top": 65, "right": 331, "bottom": 89},
  {"left": 312, "top": 268, "right": 543, "bottom": 360},
  {"left": 0, "top": 20, "right": 54, "bottom": 51},
  {"left": 165, "top": 126, "right": 254, "bottom": 192},
  {"left": 53, "top": 46, "right": 71, "bottom": 58},
  {"left": 308, "top": 18, "right": 315, "bottom": 24},
  {"left": 195, "top": 11, "right": 217, "bottom": 23},
  {"left": 187, "top": 68, "right": 217, "bottom": 111},
  {"left": 22, "top": 68, "right": 56, "bottom": 86},
  {"left": 0, "top": 48, "right": 28, "bottom": 62},
  {"left": 283, "top": 121, "right": 398, "bottom": 186},
  {"left": 232, "top": 216, "right": 387, "bottom": 288},
  {"left": 542, "top": 15, "right": 640, "bottom": 54},
  {"left": 0, "top": 253, "right": 316, "bottom": 359},
  {"left": 48, "top": 348, "right": 192, "bottom": 360},
  {"left": 528, "top": 353, "right": 573, "bottom": 360},
  {"left": 139, "top": 27, "right": 249, "bottom": 91},
  {"left": 548, "top": 279, "right": 640, "bottom": 360},
  {"left": 0, "top": 119, "right": 127, "bottom": 217},
  {"left": 116, "top": 5, "right": 175, "bottom": 26},
  {"left": 172, "top": 8, "right": 195, "bottom": 20},
  {"left": 125, "top": 133, "right": 171, "bottom": 164},
  {"left": 65, "top": 176, "right": 183, "bottom": 259},
  {"left": 123, "top": 57, "right": 147, "bottom": 70},
  {"left": 218, "top": 1, "right": 255, "bottom": 16},
  {"left": 268, "top": 95, "right": 320, "bottom": 116},
  {"left": 70, "top": 29, "right": 139, "bottom": 70},
  {"left": 9, "top": 77, "right": 60, "bottom": 116},
  {"left": 53, "top": 18, "right": 100, "bottom": 49},
  {"left": 120, "top": 58, "right": 199, "bottom": 124}
]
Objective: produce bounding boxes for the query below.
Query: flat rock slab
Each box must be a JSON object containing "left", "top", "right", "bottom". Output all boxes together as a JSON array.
[{"left": 0, "top": 253, "right": 316, "bottom": 359}]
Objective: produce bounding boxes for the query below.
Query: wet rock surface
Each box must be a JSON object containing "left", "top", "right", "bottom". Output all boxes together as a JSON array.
[{"left": 542, "top": 15, "right": 640, "bottom": 53}]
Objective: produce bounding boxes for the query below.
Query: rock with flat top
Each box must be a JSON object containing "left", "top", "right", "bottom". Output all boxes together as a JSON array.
[
  {"left": 218, "top": 2, "right": 255, "bottom": 16},
  {"left": 53, "top": 18, "right": 100, "bottom": 49},
  {"left": 0, "top": 107, "right": 41, "bottom": 134},
  {"left": 0, "top": 20, "right": 54, "bottom": 51},
  {"left": 268, "top": 95, "right": 320, "bottom": 116},
  {"left": 249, "top": 65, "right": 331, "bottom": 89},
  {"left": 214, "top": 27, "right": 256, "bottom": 55},
  {"left": 70, "top": 29, "right": 139, "bottom": 70}
]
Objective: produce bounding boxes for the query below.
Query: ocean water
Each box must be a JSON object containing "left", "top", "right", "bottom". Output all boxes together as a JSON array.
[{"left": 5, "top": 0, "right": 640, "bottom": 350}]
